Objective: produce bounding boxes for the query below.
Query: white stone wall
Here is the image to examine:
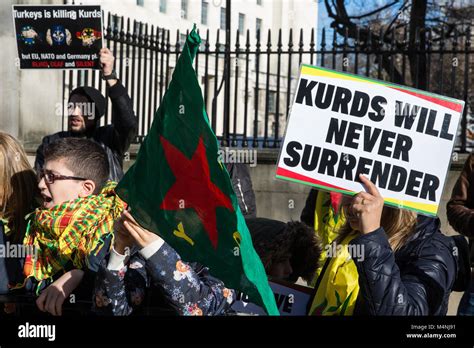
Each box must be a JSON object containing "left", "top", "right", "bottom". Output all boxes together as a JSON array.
[
  {"left": 1, "top": 0, "right": 64, "bottom": 147},
  {"left": 1, "top": 0, "right": 317, "bottom": 147}
]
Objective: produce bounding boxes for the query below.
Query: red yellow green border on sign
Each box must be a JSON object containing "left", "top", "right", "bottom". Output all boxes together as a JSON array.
[
  {"left": 276, "top": 167, "right": 439, "bottom": 216},
  {"left": 300, "top": 64, "right": 464, "bottom": 113}
]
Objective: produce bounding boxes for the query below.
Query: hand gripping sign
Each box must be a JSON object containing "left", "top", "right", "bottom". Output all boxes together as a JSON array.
[{"left": 276, "top": 65, "right": 464, "bottom": 217}]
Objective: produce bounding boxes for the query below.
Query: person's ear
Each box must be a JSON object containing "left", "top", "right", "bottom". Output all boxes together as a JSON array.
[{"left": 79, "top": 180, "right": 96, "bottom": 197}]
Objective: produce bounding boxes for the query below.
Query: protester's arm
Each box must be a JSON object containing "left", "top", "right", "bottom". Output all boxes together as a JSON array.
[
  {"left": 143, "top": 241, "right": 236, "bottom": 316},
  {"left": 347, "top": 175, "right": 454, "bottom": 315},
  {"left": 121, "top": 210, "right": 235, "bottom": 315},
  {"left": 100, "top": 48, "right": 138, "bottom": 155},
  {"left": 92, "top": 249, "right": 148, "bottom": 316},
  {"left": 36, "top": 269, "right": 84, "bottom": 316},
  {"left": 447, "top": 154, "right": 474, "bottom": 238},
  {"left": 350, "top": 228, "right": 453, "bottom": 315}
]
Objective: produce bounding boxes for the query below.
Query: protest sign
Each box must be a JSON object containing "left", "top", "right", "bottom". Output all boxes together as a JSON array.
[
  {"left": 12, "top": 5, "right": 103, "bottom": 69},
  {"left": 232, "top": 280, "right": 312, "bottom": 316},
  {"left": 276, "top": 65, "right": 464, "bottom": 216}
]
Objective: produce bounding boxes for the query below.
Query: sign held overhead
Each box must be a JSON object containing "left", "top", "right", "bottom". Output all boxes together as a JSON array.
[{"left": 276, "top": 65, "right": 464, "bottom": 216}]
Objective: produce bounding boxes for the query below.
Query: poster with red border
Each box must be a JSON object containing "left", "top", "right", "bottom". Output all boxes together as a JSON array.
[
  {"left": 12, "top": 5, "right": 103, "bottom": 69},
  {"left": 276, "top": 64, "right": 464, "bottom": 217}
]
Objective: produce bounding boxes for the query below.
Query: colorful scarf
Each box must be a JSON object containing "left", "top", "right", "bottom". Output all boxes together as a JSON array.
[
  {"left": 308, "top": 234, "right": 359, "bottom": 316},
  {"left": 20, "top": 181, "right": 125, "bottom": 292},
  {"left": 310, "top": 191, "right": 346, "bottom": 286},
  {"left": 0, "top": 217, "right": 11, "bottom": 236}
]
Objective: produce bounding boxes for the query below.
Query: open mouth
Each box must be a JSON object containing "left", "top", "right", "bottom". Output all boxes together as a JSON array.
[
  {"left": 42, "top": 194, "right": 53, "bottom": 207},
  {"left": 69, "top": 117, "right": 83, "bottom": 126}
]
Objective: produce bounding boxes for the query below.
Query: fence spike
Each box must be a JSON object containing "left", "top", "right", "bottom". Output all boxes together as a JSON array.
[
  {"left": 267, "top": 29, "right": 271, "bottom": 50},
  {"left": 320, "top": 27, "right": 325, "bottom": 47},
  {"left": 299, "top": 28, "right": 304, "bottom": 49}
]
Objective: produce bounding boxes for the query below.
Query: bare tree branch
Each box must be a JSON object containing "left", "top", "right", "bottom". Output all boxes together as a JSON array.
[
  {"left": 349, "top": 0, "right": 401, "bottom": 20},
  {"left": 383, "top": 0, "right": 410, "bottom": 39}
]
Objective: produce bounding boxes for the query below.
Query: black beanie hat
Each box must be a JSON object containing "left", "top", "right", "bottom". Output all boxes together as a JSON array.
[
  {"left": 68, "top": 86, "right": 106, "bottom": 120},
  {"left": 246, "top": 218, "right": 287, "bottom": 243}
]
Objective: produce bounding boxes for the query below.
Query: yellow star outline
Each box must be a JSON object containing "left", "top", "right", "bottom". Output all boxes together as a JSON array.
[
  {"left": 233, "top": 231, "right": 241, "bottom": 247},
  {"left": 218, "top": 157, "right": 224, "bottom": 171},
  {"left": 173, "top": 222, "right": 195, "bottom": 246}
]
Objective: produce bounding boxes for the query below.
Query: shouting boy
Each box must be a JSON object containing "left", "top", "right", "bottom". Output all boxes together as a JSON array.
[
  {"left": 20, "top": 137, "right": 235, "bottom": 316},
  {"left": 21, "top": 137, "right": 124, "bottom": 315}
]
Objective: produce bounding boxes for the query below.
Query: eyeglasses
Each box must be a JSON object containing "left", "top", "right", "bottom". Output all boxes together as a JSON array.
[{"left": 39, "top": 170, "right": 87, "bottom": 184}]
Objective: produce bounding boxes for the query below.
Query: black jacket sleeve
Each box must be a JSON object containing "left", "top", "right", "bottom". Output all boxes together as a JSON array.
[
  {"left": 350, "top": 228, "right": 456, "bottom": 316},
  {"left": 300, "top": 189, "right": 318, "bottom": 227},
  {"left": 447, "top": 153, "right": 474, "bottom": 239},
  {"left": 34, "top": 135, "right": 55, "bottom": 174},
  {"left": 108, "top": 81, "right": 138, "bottom": 157},
  {"left": 225, "top": 163, "right": 257, "bottom": 218},
  {"left": 92, "top": 254, "right": 148, "bottom": 316}
]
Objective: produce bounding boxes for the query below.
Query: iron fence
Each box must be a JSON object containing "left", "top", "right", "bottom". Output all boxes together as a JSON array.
[{"left": 62, "top": 13, "right": 474, "bottom": 151}]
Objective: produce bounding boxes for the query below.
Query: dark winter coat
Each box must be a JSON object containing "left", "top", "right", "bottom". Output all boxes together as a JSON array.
[
  {"left": 225, "top": 163, "right": 257, "bottom": 218},
  {"left": 351, "top": 216, "right": 469, "bottom": 315}
]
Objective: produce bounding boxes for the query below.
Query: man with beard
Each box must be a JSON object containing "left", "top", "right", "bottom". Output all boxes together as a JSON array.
[{"left": 35, "top": 47, "right": 137, "bottom": 182}]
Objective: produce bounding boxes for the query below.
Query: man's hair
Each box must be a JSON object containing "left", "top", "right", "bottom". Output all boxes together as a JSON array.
[
  {"left": 44, "top": 138, "right": 109, "bottom": 193},
  {"left": 247, "top": 218, "right": 322, "bottom": 282},
  {"left": 287, "top": 221, "right": 322, "bottom": 282}
]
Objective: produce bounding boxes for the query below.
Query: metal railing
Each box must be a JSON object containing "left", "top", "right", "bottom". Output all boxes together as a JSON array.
[{"left": 62, "top": 13, "right": 473, "bottom": 151}]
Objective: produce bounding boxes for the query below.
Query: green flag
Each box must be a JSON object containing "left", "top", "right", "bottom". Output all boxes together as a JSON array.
[{"left": 116, "top": 26, "right": 278, "bottom": 315}]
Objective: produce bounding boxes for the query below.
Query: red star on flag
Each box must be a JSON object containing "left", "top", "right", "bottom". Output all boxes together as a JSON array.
[{"left": 159, "top": 136, "right": 234, "bottom": 248}]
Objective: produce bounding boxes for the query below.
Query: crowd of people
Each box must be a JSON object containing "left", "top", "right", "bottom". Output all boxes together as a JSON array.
[{"left": 0, "top": 48, "right": 472, "bottom": 317}]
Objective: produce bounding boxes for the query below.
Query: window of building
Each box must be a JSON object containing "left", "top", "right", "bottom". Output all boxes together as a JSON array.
[
  {"left": 180, "top": 33, "right": 187, "bottom": 46},
  {"left": 181, "top": 0, "right": 188, "bottom": 19},
  {"left": 268, "top": 91, "right": 277, "bottom": 114},
  {"left": 256, "top": 18, "right": 262, "bottom": 36},
  {"left": 159, "top": 0, "right": 167, "bottom": 13},
  {"left": 109, "top": 15, "right": 118, "bottom": 30},
  {"left": 238, "top": 13, "right": 245, "bottom": 33},
  {"left": 137, "top": 0, "right": 144, "bottom": 6},
  {"left": 217, "top": 43, "right": 226, "bottom": 53},
  {"left": 200, "top": 39, "right": 208, "bottom": 51},
  {"left": 201, "top": 0, "right": 208, "bottom": 25},
  {"left": 220, "top": 7, "right": 226, "bottom": 30},
  {"left": 257, "top": 0, "right": 262, "bottom": 5}
]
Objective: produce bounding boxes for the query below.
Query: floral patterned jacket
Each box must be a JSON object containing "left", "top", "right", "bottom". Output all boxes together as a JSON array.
[{"left": 92, "top": 241, "right": 236, "bottom": 316}]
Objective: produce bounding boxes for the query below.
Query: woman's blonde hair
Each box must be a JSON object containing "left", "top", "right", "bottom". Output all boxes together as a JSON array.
[
  {"left": 0, "top": 132, "right": 38, "bottom": 243},
  {"left": 337, "top": 205, "right": 417, "bottom": 252}
]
